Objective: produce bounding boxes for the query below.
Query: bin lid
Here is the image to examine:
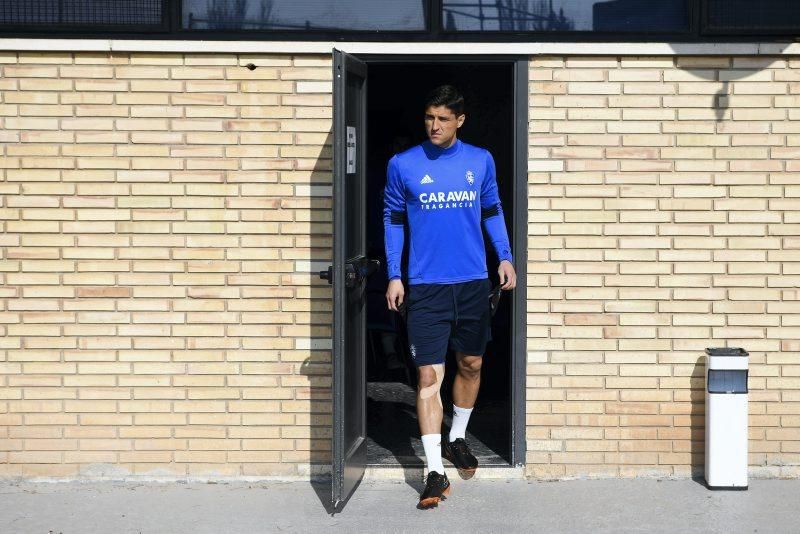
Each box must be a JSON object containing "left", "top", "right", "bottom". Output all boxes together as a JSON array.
[{"left": 705, "top": 347, "right": 748, "bottom": 357}]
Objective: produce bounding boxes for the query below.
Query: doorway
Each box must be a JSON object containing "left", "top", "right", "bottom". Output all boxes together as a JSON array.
[{"left": 360, "top": 59, "right": 526, "bottom": 468}]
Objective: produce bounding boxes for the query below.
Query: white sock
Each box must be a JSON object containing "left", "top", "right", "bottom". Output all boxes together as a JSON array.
[
  {"left": 421, "top": 434, "right": 445, "bottom": 474},
  {"left": 449, "top": 404, "right": 474, "bottom": 442}
]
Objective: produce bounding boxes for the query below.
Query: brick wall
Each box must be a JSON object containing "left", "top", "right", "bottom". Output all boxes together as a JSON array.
[
  {"left": 1, "top": 51, "right": 799, "bottom": 480},
  {"left": 526, "top": 56, "right": 800, "bottom": 479},
  {"left": 0, "top": 52, "right": 334, "bottom": 478}
]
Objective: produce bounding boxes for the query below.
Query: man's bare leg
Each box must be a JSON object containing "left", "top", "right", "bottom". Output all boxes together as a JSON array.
[
  {"left": 453, "top": 352, "right": 482, "bottom": 409},
  {"left": 442, "top": 352, "right": 482, "bottom": 479},
  {"left": 417, "top": 363, "right": 445, "bottom": 436},
  {"left": 416, "top": 363, "right": 449, "bottom": 507}
]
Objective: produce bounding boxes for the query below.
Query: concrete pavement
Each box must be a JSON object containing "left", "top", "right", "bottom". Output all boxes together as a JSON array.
[{"left": 1, "top": 477, "right": 798, "bottom": 533}]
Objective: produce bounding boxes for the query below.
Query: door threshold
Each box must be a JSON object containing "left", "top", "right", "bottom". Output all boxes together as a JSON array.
[{"left": 365, "top": 464, "right": 524, "bottom": 481}]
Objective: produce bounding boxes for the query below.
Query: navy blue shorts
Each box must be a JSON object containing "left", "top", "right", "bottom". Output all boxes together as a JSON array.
[{"left": 406, "top": 278, "right": 491, "bottom": 367}]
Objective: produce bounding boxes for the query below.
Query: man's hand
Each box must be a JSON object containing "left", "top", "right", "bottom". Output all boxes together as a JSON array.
[
  {"left": 385, "top": 279, "right": 405, "bottom": 312},
  {"left": 498, "top": 260, "right": 517, "bottom": 290}
]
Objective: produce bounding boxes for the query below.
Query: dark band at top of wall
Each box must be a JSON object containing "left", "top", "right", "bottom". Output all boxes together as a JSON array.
[{"left": 1, "top": 0, "right": 800, "bottom": 41}]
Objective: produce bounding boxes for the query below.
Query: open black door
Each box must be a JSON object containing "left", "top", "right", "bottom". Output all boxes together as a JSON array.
[{"left": 325, "top": 49, "right": 371, "bottom": 510}]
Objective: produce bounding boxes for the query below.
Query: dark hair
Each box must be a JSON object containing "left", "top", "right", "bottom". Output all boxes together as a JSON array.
[{"left": 424, "top": 85, "right": 464, "bottom": 116}]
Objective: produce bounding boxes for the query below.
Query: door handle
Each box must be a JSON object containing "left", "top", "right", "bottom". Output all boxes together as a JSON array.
[
  {"left": 318, "top": 264, "right": 359, "bottom": 287},
  {"left": 345, "top": 263, "right": 358, "bottom": 288},
  {"left": 362, "top": 259, "right": 380, "bottom": 279},
  {"left": 353, "top": 258, "right": 380, "bottom": 287},
  {"left": 319, "top": 258, "right": 381, "bottom": 288},
  {"left": 319, "top": 266, "right": 333, "bottom": 284}
]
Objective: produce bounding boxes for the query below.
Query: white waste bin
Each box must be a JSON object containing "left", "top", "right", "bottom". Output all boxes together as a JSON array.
[{"left": 704, "top": 347, "right": 749, "bottom": 490}]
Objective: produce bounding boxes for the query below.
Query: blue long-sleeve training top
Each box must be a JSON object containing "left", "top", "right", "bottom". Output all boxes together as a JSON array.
[{"left": 383, "top": 138, "right": 513, "bottom": 285}]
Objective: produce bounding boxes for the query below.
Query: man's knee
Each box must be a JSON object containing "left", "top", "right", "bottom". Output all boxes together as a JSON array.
[
  {"left": 417, "top": 364, "right": 444, "bottom": 399},
  {"left": 417, "top": 367, "right": 437, "bottom": 389},
  {"left": 457, "top": 355, "right": 482, "bottom": 379}
]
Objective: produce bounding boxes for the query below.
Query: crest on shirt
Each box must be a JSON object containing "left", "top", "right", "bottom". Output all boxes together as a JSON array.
[{"left": 465, "top": 170, "right": 475, "bottom": 186}]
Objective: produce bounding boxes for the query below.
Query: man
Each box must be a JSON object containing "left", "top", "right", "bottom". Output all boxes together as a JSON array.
[{"left": 383, "top": 85, "right": 516, "bottom": 509}]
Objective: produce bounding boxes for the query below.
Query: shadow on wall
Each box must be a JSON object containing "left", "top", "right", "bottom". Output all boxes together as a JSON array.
[
  {"left": 690, "top": 356, "right": 705, "bottom": 481},
  {"left": 295, "top": 130, "right": 335, "bottom": 512},
  {"left": 668, "top": 43, "right": 792, "bottom": 122},
  {"left": 291, "top": 130, "right": 334, "bottom": 478}
]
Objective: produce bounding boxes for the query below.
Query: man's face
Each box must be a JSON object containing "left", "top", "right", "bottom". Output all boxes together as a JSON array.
[{"left": 424, "top": 105, "right": 465, "bottom": 148}]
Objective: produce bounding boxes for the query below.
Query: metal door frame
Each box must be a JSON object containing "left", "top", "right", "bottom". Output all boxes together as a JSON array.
[{"left": 354, "top": 54, "right": 529, "bottom": 467}]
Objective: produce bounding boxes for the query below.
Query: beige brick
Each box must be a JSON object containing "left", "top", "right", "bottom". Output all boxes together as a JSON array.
[{"left": 2, "top": 52, "right": 800, "bottom": 481}]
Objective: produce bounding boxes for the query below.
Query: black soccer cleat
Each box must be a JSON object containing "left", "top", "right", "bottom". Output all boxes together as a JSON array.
[
  {"left": 442, "top": 438, "right": 479, "bottom": 480},
  {"left": 418, "top": 471, "right": 451, "bottom": 509}
]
